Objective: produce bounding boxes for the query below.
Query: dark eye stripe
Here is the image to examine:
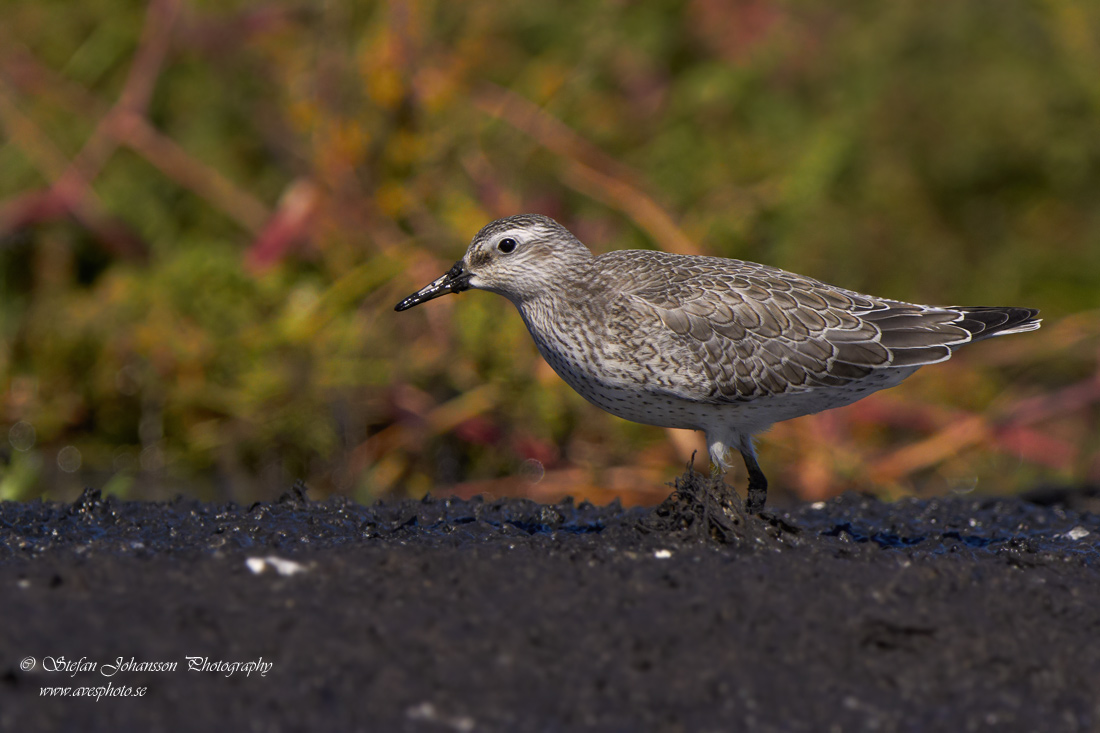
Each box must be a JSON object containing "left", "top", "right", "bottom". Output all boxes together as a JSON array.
[{"left": 498, "top": 237, "right": 517, "bottom": 253}]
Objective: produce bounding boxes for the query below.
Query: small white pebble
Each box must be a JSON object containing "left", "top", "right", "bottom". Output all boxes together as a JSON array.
[
  {"left": 653, "top": 549, "right": 673, "bottom": 559},
  {"left": 17, "top": 579, "right": 30, "bottom": 589},
  {"left": 406, "top": 701, "right": 475, "bottom": 732},
  {"left": 246, "top": 556, "right": 309, "bottom": 577},
  {"left": 811, "top": 501, "right": 826, "bottom": 510},
  {"left": 1066, "top": 526, "right": 1090, "bottom": 541},
  {"left": 407, "top": 702, "right": 435, "bottom": 720}
]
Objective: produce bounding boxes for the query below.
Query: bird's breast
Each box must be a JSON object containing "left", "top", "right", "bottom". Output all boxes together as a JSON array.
[{"left": 515, "top": 298, "right": 703, "bottom": 403}]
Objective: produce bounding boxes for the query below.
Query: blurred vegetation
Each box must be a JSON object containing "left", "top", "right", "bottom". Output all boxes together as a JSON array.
[{"left": 1, "top": 0, "right": 1098, "bottom": 504}]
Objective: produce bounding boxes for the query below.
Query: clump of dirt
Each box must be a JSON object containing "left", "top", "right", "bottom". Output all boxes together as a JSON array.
[{"left": 639, "top": 468, "right": 799, "bottom": 548}]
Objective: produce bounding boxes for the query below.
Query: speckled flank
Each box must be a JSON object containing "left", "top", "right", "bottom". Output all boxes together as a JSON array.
[{"left": 397, "top": 214, "right": 1041, "bottom": 508}]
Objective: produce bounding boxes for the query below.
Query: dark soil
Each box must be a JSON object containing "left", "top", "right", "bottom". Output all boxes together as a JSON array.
[{"left": 3, "top": 472, "right": 1100, "bottom": 732}]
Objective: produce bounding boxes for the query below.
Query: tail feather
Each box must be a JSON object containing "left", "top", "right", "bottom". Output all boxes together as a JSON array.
[
  {"left": 953, "top": 306, "right": 1041, "bottom": 341},
  {"left": 862, "top": 304, "right": 1040, "bottom": 369}
]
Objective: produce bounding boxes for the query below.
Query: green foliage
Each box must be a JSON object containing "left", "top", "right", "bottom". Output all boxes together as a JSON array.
[{"left": 1, "top": 0, "right": 1097, "bottom": 501}]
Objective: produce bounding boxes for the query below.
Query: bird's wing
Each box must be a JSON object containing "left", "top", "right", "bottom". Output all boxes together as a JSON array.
[{"left": 603, "top": 251, "right": 975, "bottom": 401}]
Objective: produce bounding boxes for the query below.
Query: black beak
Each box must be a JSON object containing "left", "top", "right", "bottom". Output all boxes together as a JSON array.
[{"left": 394, "top": 260, "right": 472, "bottom": 311}]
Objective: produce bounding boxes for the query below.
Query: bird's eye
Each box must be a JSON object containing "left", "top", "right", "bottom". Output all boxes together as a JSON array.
[{"left": 497, "top": 237, "right": 517, "bottom": 254}]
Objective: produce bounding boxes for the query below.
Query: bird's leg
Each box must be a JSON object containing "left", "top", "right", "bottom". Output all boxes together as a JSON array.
[{"left": 740, "top": 448, "right": 768, "bottom": 513}]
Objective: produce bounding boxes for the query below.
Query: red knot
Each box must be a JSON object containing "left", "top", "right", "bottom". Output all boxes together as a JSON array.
[{"left": 396, "top": 214, "right": 1041, "bottom": 511}]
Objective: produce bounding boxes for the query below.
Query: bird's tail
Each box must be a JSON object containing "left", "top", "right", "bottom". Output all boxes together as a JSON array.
[{"left": 953, "top": 306, "right": 1041, "bottom": 342}]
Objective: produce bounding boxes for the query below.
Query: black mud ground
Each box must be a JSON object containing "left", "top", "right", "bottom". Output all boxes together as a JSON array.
[{"left": 3, "top": 472, "right": 1100, "bottom": 732}]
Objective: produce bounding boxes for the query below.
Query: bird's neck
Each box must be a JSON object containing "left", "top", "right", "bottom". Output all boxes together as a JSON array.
[
  {"left": 513, "top": 265, "right": 606, "bottom": 354},
  {"left": 506, "top": 255, "right": 596, "bottom": 308}
]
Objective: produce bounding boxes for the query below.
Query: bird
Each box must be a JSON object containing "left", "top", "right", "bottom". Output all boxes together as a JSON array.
[{"left": 395, "top": 214, "right": 1040, "bottom": 512}]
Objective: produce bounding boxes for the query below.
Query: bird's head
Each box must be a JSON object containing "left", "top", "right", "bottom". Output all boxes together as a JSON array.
[{"left": 394, "top": 214, "right": 592, "bottom": 311}]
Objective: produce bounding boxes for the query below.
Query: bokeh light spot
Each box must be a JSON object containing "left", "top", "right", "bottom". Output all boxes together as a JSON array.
[{"left": 8, "top": 421, "right": 36, "bottom": 452}]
